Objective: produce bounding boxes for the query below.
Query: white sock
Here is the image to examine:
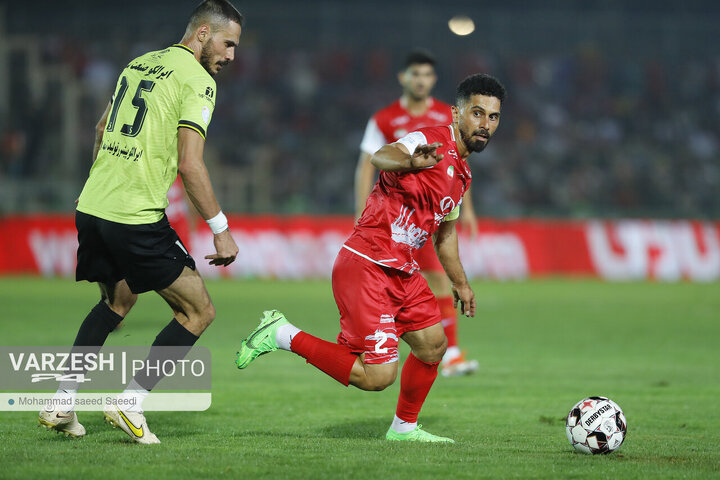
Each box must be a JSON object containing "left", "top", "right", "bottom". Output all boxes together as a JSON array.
[
  {"left": 119, "top": 379, "right": 150, "bottom": 412},
  {"left": 390, "top": 414, "right": 417, "bottom": 434},
  {"left": 50, "top": 388, "right": 77, "bottom": 411},
  {"left": 276, "top": 323, "right": 301, "bottom": 351},
  {"left": 443, "top": 346, "right": 461, "bottom": 363}
]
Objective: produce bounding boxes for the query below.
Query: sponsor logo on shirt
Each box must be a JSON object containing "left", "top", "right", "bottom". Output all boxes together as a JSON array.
[
  {"left": 390, "top": 115, "right": 410, "bottom": 127},
  {"left": 434, "top": 196, "right": 457, "bottom": 225},
  {"left": 391, "top": 205, "right": 429, "bottom": 249},
  {"left": 440, "top": 196, "right": 456, "bottom": 213},
  {"left": 198, "top": 86, "right": 215, "bottom": 105}
]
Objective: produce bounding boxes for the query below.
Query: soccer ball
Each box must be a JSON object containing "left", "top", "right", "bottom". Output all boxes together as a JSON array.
[{"left": 565, "top": 396, "right": 627, "bottom": 454}]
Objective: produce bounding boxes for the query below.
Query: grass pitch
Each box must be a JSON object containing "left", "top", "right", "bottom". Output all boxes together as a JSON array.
[{"left": 0, "top": 277, "right": 718, "bottom": 479}]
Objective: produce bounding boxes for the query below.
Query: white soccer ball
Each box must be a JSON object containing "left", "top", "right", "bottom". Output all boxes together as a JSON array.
[{"left": 565, "top": 396, "right": 627, "bottom": 454}]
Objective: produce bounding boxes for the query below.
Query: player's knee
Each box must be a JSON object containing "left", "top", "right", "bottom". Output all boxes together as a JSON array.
[
  {"left": 362, "top": 368, "right": 397, "bottom": 391},
  {"left": 354, "top": 361, "right": 397, "bottom": 391},
  {"left": 431, "top": 335, "right": 448, "bottom": 362},
  {"left": 173, "top": 298, "right": 214, "bottom": 334},
  {"left": 190, "top": 300, "right": 215, "bottom": 329},
  {"left": 416, "top": 335, "right": 447, "bottom": 364},
  {"left": 106, "top": 294, "right": 137, "bottom": 318},
  {"left": 205, "top": 302, "right": 216, "bottom": 325},
  {"left": 364, "top": 378, "right": 393, "bottom": 391}
]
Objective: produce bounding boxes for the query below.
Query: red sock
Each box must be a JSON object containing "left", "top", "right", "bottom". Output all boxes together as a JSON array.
[
  {"left": 395, "top": 353, "right": 439, "bottom": 423},
  {"left": 290, "top": 331, "right": 356, "bottom": 386},
  {"left": 437, "top": 296, "right": 458, "bottom": 348}
]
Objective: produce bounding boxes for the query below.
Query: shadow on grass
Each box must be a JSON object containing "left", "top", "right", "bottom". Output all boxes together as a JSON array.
[
  {"left": 319, "top": 417, "right": 388, "bottom": 439},
  {"left": 238, "top": 418, "right": 394, "bottom": 441},
  {"left": 319, "top": 415, "right": 444, "bottom": 440},
  {"left": 52, "top": 415, "right": 449, "bottom": 443}
]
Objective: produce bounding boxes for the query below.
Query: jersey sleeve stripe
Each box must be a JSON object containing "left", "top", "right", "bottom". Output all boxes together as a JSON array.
[{"left": 178, "top": 120, "right": 206, "bottom": 139}]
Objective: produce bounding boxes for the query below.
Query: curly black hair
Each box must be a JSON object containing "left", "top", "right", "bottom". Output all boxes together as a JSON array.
[{"left": 455, "top": 73, "right": 506, "bottom": 105}]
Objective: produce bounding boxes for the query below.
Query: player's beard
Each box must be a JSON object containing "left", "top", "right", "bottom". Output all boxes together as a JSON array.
[
  {"left": 407, "top": 86, "right": 429, "bottom": 102},
  {"left": 199, "top": 41, "right": 228, "bottom": 76},
  {"left": 460, "top": 125, "right": 491, "bottom": 153}
]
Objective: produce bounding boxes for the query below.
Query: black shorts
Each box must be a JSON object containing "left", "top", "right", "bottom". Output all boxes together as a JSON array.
[{"left": 75, "top": 211, "right": 196, "bottom": 294}]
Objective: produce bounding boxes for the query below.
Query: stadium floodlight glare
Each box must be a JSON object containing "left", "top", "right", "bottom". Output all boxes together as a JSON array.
[{"left": 448, "top": 15, "right": 475, "bottom": 36}]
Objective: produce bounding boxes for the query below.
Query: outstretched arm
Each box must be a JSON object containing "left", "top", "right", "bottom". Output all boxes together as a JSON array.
[
  {"left": 371, "top": 142, "right": 443, "bottom": 172},
  {"left": 433, "top": 219, "right": 476, "bottom": 317},
  {"left": 177, "top": 127, "right": 238, "bottom": 266}
]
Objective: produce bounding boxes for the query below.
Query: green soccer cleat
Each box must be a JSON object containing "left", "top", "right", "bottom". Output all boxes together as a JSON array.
[
  {"left": 235, "top": 310, "right": 288, "bottom": 369},
  {"left": 385, "top": 425, "right": 455, "bottom": 443}
]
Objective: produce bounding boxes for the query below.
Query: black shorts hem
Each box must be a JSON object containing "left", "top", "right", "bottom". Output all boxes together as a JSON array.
[
  {"left": 126, "top": 257, "right": 195, "bottom": 294},
  {"left": 75, "top": 211, "right": 196, "bottom": 294}
]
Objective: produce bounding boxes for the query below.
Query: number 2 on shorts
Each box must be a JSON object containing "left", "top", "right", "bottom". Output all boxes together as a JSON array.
[{"left": 374, "top": 331, "right": 388, "bottom": 354}]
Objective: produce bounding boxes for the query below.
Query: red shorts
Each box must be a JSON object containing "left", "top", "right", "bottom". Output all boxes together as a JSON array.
[
  {"left": 415, "top": 240, "right": 444, "bottom": 273},
  {"left": 332, "top": 247, "right": 441, "bottom": 364}
]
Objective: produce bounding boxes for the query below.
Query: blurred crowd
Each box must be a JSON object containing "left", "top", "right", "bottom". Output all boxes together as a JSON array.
[{"left": 1, "top": 36, "right": 719, "bottom": 218}]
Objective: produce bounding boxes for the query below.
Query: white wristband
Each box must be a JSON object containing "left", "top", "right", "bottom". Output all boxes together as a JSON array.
[{"left": 206, "top": 211, "right": 229, "bottom": 235}]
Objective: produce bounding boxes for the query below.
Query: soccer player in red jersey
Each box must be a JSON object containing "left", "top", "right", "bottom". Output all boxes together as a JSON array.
[
  {"left": 236, "top": 73, "right": 506, "bottom": 442},
  {"left": 356, "top": 50, "right": 480, "bottom": 377}
]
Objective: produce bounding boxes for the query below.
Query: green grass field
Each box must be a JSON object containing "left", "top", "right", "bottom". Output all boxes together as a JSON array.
[{"left": 0, "top": 277, "right": 718, "bottom": 479}]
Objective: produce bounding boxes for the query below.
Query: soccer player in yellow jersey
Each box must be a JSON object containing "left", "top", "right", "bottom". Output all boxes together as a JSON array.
[{"left": 38, "top": 0, "right": 242, "bottom": 444}]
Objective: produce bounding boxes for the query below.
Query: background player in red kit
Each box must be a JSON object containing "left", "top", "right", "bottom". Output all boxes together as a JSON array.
[
  {"left": 236, "top": 73, "right": 506, "bottom": 443},
  {"left": 356, "top": 50, "right": 479, "bottom": 377}
]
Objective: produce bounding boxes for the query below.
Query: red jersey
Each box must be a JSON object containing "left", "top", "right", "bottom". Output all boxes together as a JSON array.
[
  {"left": 345, "top": 125, "right": 471, "bottom": 274},
  {"left": 360, "top": 97, "right": 453, "bottom": 154}
]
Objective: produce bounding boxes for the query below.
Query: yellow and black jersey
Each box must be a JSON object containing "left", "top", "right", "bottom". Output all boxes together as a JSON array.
[{"left": 78, "top": 44, "right": 216, "bottom": 224}]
